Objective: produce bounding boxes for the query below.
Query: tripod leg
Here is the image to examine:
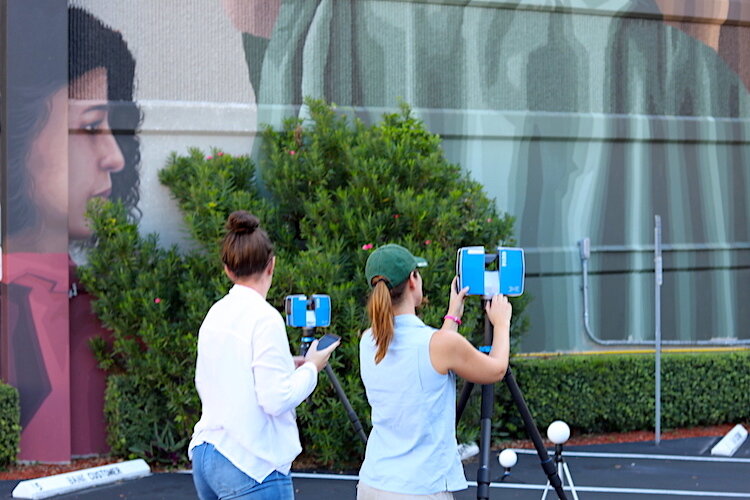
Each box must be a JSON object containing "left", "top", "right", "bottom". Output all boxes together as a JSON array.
[
  {"left": 541, "top": 462, "right": 564, "bottom": 500},
  {"left": 456, "top": 381, "right": 475, "bottom": 424},
  {"left": 541, "top": 459, "right": 562, "bottom": 500},
  {"left": 323, "top": 364, "right": 368, "bottom": 444},
  {"left": 504, "top": 368, "right": 568, "bottom": 500},
  {"left": 562, "top": 462, "right": 579, "bottom": 500}
]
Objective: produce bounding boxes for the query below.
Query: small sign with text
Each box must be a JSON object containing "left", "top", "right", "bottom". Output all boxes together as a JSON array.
[{"left": 12, "top": 459, "right": 150, "bottom": 499}]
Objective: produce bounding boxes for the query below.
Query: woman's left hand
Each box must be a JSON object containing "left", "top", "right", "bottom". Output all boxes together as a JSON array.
[{"left": 292, "top": 356, "right": 306, "bottom": 368}]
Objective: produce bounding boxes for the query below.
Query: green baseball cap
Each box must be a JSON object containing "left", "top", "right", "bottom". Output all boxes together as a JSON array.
[{"left": 365, "top": 244, "right": 428, "bottom": 288}]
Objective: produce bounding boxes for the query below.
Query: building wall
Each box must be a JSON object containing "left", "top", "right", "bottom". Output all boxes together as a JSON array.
[{"left": 3, "top": 0, "right": 747, "bottom": 463}]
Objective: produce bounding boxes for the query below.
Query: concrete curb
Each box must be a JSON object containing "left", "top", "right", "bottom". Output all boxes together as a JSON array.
[{"left": 11, "top": 459, "right": 150, "bottom": 499}]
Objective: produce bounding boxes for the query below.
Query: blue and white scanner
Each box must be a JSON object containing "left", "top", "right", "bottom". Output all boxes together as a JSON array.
[
  {"left": 457, "top": 246, "right": 524, "bottom": 297},
  {"left": 284, "top": 294, "right": 331, "bottom": 328}
]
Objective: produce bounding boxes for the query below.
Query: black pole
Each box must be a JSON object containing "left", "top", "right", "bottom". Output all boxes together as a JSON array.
[
  {"left": 458, "top": 304, "right": 568, "bottom": 500},
  {"left": 476, "top": 306, "right": 494, "bottom": 500},
  {"left": 300, "top": 329, "right": 316, "bottom": 405},
  {"left": 300, "top": 328, "right": 315, "bottom": 357},
  {"left": 504, "top": 367, "right": 567, "bottom": 499},
  {"left": 301, "top": 328, "right": 368, "bottom": 445}
]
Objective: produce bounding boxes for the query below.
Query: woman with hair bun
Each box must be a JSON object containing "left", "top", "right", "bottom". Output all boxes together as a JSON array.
[
  {"left": 358, "top": 243, "right": 512, "bottom": 499},
  {"left": 189, "top": 211, "right": 339, "bottom": 500}
]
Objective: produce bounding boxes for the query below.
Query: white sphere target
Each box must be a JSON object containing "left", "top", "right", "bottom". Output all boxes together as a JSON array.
[
  {"left": 547, "top": 420, "right": 570, "bottom": 444},
  {"left": 498, "top": 449, "right": 518, "bottom": 468}
]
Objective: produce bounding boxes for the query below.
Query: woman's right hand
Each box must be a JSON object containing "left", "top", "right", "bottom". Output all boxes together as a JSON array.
[
  {"left": 485, "top": 294, "right": 512, "bottom": 329},
  {"left": 304, "top": 338, "right": 341, "bottom": 372},
  {"left": 447, "top": 276, "right": 469, "bottom": 320}
]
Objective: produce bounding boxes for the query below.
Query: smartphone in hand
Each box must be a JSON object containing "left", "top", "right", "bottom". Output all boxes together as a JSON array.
[{"left": 316, "top": 333, "right": 341, "bottom": 350}]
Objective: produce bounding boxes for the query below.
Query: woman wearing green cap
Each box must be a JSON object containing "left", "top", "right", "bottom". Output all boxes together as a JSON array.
[{"left": 358, "top": 243, "right": 511, "bottom": 499}]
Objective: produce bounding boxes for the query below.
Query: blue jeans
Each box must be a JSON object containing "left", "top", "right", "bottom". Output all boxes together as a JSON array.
[{"left": 192, "top": 442, "right": 294, "bottom": 500}]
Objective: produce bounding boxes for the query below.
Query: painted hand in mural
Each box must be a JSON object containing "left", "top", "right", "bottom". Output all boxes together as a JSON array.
[
  {"left": 655, "top": 0, "right": 729, "bottom": 50},
  {"left": 654, "top": 0, "right": 750, "bottom": 90},
  {"left": 221, "top": 0, "right": 281, "bottom": 38}
]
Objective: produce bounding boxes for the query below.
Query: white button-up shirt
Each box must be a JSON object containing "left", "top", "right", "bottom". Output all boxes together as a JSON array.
[{"left": 188, "top": 284, "right": 318, "bottom": 482}]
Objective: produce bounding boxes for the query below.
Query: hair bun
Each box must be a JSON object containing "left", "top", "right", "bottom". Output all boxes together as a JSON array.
[{"left": 226, "top": 210, "right": 259, "bottom": 234}]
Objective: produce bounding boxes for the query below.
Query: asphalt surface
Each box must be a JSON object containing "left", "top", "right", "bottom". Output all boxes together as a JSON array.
[{"left": 3, "top": 434, "right": 749, "bottom": 499}]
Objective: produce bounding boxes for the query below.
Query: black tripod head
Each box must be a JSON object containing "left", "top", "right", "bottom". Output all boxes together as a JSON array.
[{"left": 299, "top": 327, "right": 316, "bottom": 357}]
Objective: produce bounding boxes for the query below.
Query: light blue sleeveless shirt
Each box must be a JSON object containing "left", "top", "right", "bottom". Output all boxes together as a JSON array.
[{"left": 359, "top": 315, "right": 467, "bottom": 494}]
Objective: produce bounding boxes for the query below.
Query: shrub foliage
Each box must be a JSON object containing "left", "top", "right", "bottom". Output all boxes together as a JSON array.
[
  {"left": 80, "top": 100, "right": 522, "bottom": 466},
  {"left": 0, "top": 384, "right": 19, "bottom": 469},
  {"left": 499, "top": 351, "right": 750, "bottom": 435}
]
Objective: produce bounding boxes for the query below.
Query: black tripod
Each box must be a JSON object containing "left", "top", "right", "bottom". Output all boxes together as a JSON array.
[
  {"left": 300, "top": 327, "right": 368, "bottom": 444},
  {"left": 456, "top": 304, "right": 568, "bottom": 500}
]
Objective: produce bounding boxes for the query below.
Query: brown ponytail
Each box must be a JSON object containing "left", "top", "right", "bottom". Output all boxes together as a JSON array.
[{"left": 366, "top": 274, "right": 411, "bottom": 364}]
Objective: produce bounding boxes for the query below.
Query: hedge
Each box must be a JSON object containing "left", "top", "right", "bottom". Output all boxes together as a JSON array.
[
  {"left": 486, "top": 350, "right": 750, "bottom": 439},
  {"left": 0, "top": 383, "right": 20, "bottom": 468}
]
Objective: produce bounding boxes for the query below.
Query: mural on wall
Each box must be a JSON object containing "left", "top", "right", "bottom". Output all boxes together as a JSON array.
[
  {"left": 598, "top": 0, "right": 749, "bottom": 346},
  {"left": 2, "top": 0, "right": 744, "bottom": 461},
  {"left": 1, "top": 3, "right": 141, "bottom": 460},
  {"left": 67, "top": 0, "right": 749, "bottom": 353},
  {"left": 14, "top": 0, "right": 744, "bottom": 371},
  {"left": 222, "top": 0, "right": 750, "bottom": 351},
  {"left": 66, "top": 5, "right": 142, "bottom": 458}
]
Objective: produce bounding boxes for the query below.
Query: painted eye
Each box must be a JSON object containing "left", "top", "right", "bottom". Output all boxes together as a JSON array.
[{"left": 83, "top": 119, "right": 104, "bottom": 133}]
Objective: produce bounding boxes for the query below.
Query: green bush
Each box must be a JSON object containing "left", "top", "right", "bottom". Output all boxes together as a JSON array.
[
  {"left": 80, "top": 201, "right": 217, "bottom": 464},
  {"left": 494, "top": 351, "right": 750, "bottom": 439},
  {"left": 0, "top": 383, "right": 20, "bottom": 468},
  {"left": 81, "top": 99, "right": 524, "bottom": 467}
]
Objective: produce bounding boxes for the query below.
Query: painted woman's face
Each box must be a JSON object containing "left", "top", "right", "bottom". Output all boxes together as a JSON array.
[
  {"left": 68, "top": 66, "right": 125, "bottom": 239},
  {"left": 25, "top": 67, "right": 125, "bottom": 245}
]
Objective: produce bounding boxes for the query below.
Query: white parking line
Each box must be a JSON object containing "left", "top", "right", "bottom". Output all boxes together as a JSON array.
[
  {"left": 292, "top": 472, "right": 750, "bottom": 497},
  {"left": 475, "top": 481, "right": 750, "bottom": 497},
  {"left": 292, "top": 472, "right": 359, "bottom": 481},
  {"left": 513, "top": 448, "right": 750, "bottom": 464}
]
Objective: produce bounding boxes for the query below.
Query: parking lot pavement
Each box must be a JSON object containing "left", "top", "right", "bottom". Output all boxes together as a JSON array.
[{"left": 2, "top": 435, "right": 748, "bottom": 499}]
